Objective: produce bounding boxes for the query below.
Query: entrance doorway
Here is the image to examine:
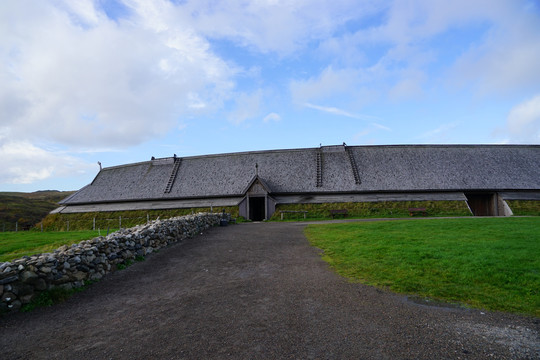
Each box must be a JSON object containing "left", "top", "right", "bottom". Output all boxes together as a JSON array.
[
  {"left": 249, "top": 197, "right": 266, "bottom": 221},
  {"left": 465, "top": 193, "right": 495, "bottom": 216}
]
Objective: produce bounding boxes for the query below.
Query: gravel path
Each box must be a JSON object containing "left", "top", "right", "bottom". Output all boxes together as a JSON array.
[{"left": 1, "top": 222, "right": 538, "bottom": 359}]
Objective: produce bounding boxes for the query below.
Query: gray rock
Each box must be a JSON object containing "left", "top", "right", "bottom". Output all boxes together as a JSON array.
[
  {"left": 58, "top": 283, "right": 73, "bottom": 291},
  {"left": 17, "top": 284, "right": 34, "bottom": 296},
  {"left": 20, "top": 271, "right": 38, "bottom": 284},
  {"left": 0, "top": 275, "right": 18, "bottom": 285},
  {"left": 7, "top": 300, "right": 22, "bottom": 311},
  {"left": 35, "top": 278, "right": 47, "bottom": 291},
  {"left": 71, "top": 271, "right": 87, "bottom": 281},
  {"left": 57, "top": 245, "right": 69, "bottom": 252},
  {"left": 1, "top": 292, "right": 15, "bottom": 302},
  {"left": 20, "top": 293, "right": 34, "bottom": 304}
]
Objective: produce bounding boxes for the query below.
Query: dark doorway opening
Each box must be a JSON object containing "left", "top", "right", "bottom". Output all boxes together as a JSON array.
[
  {"left": 249, "top": 197, "right": 266, "bottom": 221},
  {"left": 465, "top": 193, "right": 495, "bottom": 216}
]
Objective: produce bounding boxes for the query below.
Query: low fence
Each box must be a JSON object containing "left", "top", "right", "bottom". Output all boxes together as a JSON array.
[
  {"left": 59, "top": 216, "right": 151, "bottom": 232},
  {"left": 2, "top": 215, "right": 176, "bottom": 233},
  {"left": 1, "top": 222, "right": 34, "bottom": 232},
  {"left": 0, "top": 212, "right": 229, "bottom": 314}
]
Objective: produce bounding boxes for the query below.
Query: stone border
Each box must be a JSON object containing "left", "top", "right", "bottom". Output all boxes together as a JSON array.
[{"left": 0, "top": 213, "right": 227, "bottom": 313}]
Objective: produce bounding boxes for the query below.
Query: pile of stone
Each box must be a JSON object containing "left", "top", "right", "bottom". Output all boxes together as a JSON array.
[{"left": 0, "top": 212, "right": 227, "bottom": 313}]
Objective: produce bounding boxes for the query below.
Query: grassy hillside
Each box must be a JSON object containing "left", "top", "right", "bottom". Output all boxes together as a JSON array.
[{"left": 0, "top": 191, "right": 74, "bottom": 231}]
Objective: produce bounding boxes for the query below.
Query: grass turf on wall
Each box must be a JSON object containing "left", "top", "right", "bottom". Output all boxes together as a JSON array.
[
  {"left": 506, "top": 200, "right": 540, "bottom": 216},
  {"left": 305, "top": 217, "right": 540, "bottom": 316},
  {"left": 40, "top": 206, "right": 239, "bottom": 231},
  {"left": 271, "top": 200, "right": 472, "bottom": 220}
]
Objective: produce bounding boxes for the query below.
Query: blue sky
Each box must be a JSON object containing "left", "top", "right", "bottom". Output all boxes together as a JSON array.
[{"left": 1, "top": 0, "right": 539, "bottom": 192}]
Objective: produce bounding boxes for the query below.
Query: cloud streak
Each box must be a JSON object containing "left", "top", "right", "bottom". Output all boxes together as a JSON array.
[{"left": 303, "top": 103, "right": 381, "bottom": 121}]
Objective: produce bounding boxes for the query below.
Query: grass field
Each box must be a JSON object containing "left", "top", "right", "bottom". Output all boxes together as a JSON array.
[
  {"left": 0, "top": 230, "right": 110, "bottom": 262},
  {"left": 305, "top": 217, "right": 540, "bottom": 316}
]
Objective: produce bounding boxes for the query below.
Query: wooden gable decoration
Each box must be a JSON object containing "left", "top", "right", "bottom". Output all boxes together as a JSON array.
[{"left": 243, "top": 175, "right": 272, "bottom": 196}]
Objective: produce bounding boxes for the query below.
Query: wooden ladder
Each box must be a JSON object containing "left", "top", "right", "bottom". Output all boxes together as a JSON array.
[
  {"left": 345, "top": 147, "right": 361, "bottom": 184},
  {"left": 164, "top": 157, "right": 181, "bottom": 193},
  {"left": 316, "top": 150, "right": 323, "bottom": 187}
]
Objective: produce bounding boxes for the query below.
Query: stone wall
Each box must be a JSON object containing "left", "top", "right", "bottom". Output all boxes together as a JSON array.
[{"left": 0, "top": 213, "right": 227, "bottom": 314}]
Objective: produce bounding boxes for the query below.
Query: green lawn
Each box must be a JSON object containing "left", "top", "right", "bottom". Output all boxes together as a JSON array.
[
  {"left": 0, "top": 230, "right": 108, "bottom": 262},
  {"left": 305, "top": 217, "right": 540, "bottom": 316}
]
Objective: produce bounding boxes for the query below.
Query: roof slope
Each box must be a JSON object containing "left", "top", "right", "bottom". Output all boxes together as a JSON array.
[{"left": 61, "top": 145, "right": 540, "bottom": 205}]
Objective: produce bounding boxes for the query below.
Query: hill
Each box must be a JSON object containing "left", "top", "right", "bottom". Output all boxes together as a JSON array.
[{"left": 0, "top": 191, "right": 75, "bottom": 231}]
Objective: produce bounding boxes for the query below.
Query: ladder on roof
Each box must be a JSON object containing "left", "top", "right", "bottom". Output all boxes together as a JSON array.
[
  {"left": 316, "top": 150, "right": 323, "bottom": 187},
  {"left": 345, "top": 146, "right": 361, "bottom": 185},
  {"left": 164, "top": 157, "right": 181, "bottom": 193}
]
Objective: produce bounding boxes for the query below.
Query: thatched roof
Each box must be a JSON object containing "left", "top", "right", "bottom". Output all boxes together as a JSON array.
[{"left": 61, "top": 144, "right": 540, "bottom": 205}]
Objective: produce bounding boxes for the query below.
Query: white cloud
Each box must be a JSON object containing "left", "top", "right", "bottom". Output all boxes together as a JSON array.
[
  {"left": 0, "top": 0, "right": 237, "bottom": 149},
  {"left": 504, "top": 95, "right": 540, "bottom": 143},
  {"left": 227, "top": 91, "right": 262, "bottom": 125},
  {"left": 290, "top": 67, "right": 363, "bottom": 104},
  {"left": 321, "top": 0, "right": 540, "bottom": 99},
  {"left": 172, "top": 0, "right": 383, "bottom": 55},
  {"left": 450, "top": 21, "right": 540, "bottom": 94},
  {"left": 263, "top": 113, "right": 281, "bottom": 123},
  {"left": 388, "top": 69, "right": 426, "bottom": 100},
  {"left": 0, "top": 140, "right": 94, "bottom": 184}
]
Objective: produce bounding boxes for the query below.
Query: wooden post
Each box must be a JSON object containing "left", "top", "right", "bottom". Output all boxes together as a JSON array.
[
  {"left": 16, "top": 221, "right": 18, "bottom": 232},
  {"left": 93, "top": 217, "right": 96, "bottom": 230},
  {"left": 147, "top": 213, "right": 149, "bottom": 223},
  {"left": 119, "top": 216, "right": 122, "bottom": 229}
]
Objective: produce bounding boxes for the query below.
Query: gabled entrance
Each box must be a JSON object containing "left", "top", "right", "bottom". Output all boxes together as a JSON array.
[{"left": 238, "top": 175, "right": 276, "bottom": 221}]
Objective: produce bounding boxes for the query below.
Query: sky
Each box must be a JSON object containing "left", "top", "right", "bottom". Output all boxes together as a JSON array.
[{"left": 1, "top": 0, "right": 540, "bottom": 192}]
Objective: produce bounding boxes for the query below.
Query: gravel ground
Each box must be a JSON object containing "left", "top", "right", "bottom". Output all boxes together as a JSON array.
[{"left": 0, "top": 222, "right": 538, "bottom": 359}]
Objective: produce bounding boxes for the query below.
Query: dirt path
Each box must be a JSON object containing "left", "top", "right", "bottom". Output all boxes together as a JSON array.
[{"left": 1, "top": 222, "right": 538, "bottom": 359}]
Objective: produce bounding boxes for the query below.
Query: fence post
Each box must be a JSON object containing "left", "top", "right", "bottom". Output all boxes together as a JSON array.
[
  {"left": 93, "top": 217, "right": 96, "bottom": 230},
  {"left": 67, "top": 221, "right": 69, "bottom": 232},
  {"left": 16, "top": 221, "right": 18, "bottom": 232},
  {"left": 147, "top": 213, "right": 149, "bottom": 223},
  {"left": 119, "top": 216, "right": 122, "bottom": 229}
]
